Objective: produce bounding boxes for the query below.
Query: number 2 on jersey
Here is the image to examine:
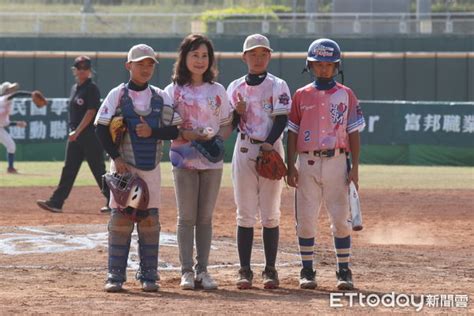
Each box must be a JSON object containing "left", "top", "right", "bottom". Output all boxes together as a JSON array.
[{"left": 304, "top": 130, "right": 311, "bottom": 142}]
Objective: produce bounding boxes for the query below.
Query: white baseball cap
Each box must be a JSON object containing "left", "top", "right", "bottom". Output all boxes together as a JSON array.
[
  {"left": 243, "top": 34, "right": 273, "bottom": 53},
  {"left": 0, "top": 81, "right": 19, "bottom": 96},
  {"left": 127, "top": 44, "right": 158, "bottom": 63}
]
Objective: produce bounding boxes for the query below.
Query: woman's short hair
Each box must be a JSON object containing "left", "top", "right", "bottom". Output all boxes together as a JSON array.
[{"left": 172, "top": 34, "right": 217, "bottom": 86}]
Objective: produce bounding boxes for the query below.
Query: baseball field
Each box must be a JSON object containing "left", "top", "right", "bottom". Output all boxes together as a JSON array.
[{"left": 0, "top": 162, "right": 473, "bottom": 313}]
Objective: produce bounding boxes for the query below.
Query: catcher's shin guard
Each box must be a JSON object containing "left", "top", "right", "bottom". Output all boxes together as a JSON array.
[
  {"left": 107, "top": 241, "right": 131, "bottom": 283},
  {"left": 136, "top": 209, "right": 160, "bottom": 282},
  {"left": 107, "top": 211, "right": 134, "bottom": 282}
]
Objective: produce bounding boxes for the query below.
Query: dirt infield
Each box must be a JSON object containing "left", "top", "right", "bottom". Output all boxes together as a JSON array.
[{"left": 0, "top": 186, "right": 473, "bottom": 314}]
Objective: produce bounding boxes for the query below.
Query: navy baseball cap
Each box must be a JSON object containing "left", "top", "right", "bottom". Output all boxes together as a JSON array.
[{"left": 73, "top": 56, "right": 92, "bottom": 69}]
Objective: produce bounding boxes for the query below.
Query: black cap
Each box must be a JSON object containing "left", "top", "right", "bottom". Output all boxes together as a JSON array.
[{"left": 73, "top": 55, "right": 92, "bottom": 69}]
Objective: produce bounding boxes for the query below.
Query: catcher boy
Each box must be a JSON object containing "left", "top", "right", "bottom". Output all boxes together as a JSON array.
[
  {"left": 287, "top": 38, "right": 365, "bottom": 290},
  {"left": 227, "top": 34, "right": 291, "bottom": 290},
  {"left": 94, "top": 44, "right": 183, "bottom": 292}
]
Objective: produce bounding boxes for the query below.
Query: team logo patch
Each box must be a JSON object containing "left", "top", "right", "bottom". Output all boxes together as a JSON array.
[
  {"left": 314, "top": 44, "right": 334, "bottom": 57},
  {"left": 278, "top": 93, "right": 290, "bottom": 105},
  {"left": 330, "top": 102, "right": 347, "bottom": 128},
  {"left": 76, "top": 98, "right": 84, "bottom": 106},
  {"left": 263, "top": 103, "right": 273, "bottom": 112}
]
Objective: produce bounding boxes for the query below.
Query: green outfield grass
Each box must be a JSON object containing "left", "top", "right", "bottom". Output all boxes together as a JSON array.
[{"left": 0, "top": 162, "right": 472, "bottom": 190}]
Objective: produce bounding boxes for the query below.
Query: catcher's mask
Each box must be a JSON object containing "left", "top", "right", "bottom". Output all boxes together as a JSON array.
[{"left": 104, "top": 172, "right": 149, "bottom": 211}]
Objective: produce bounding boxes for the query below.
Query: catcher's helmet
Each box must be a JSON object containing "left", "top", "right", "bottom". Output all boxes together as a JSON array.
[
  {"left": 307, "top": 38, "right": 341, "bottom": 63},
  {"left": 104, "top": 172, "right": 149, "bottom": 211}
]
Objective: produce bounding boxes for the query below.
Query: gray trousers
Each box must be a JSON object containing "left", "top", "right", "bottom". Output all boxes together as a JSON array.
[{"left": 173, "top": 168, "right": 223, "bottom": 274}]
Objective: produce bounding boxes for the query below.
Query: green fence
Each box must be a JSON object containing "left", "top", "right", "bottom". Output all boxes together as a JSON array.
[
  {"left": 1, "top": 99, "right": 472, "bottom": 166},
  {"left": 1, "top": 51, "right": 473, "bottom": 102}
]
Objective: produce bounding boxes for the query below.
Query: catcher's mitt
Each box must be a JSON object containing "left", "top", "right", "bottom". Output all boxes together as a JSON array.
[
  {"left": 191, "top": 135, "right": 225, "bottom": 163},
  {"left": 109, "top": 116, "right": 127, "bottom": 145},
  {"left": 256, "top": 149, "right": 287, "bottom": 180},
  {"left": 31, "top": 90, "right": 47, "bottom": 108}
]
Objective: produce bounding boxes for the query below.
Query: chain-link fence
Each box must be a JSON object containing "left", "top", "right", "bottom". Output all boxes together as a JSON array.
[{"left": 1, "top": 12, "right": 473, "bottom": 36}]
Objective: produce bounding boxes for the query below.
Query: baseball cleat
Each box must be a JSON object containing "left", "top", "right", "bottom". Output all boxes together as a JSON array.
[
  {"left": 141, "top": 280, "right": 159, "bottom": 292},
  {"left": 236, "top": 267, "right": 253, "bottom": 290},
  {"left": 100, "top": 206, "right": 111, "bottom": 213},
  {"left": 104, "top": 281, "right": 123, "bottom": 292},
  {"left": 7, "top": 167, "right": 18, "bottom": 174},
  {"left": 262, "top": 266, "right": 280, "bottom": 289},
  {"left": 336, "top": 268, "right": 354, "bottom": 290},
  {"left": 180, "top": 271, "right": 195, "bottom": 290},
  {"left": 299, "top": 267, "right": 317, "bottom": 289},
  {"left": 195, "top": 271, "right": 218, "bottom": 290},
  {"left": 36, "top": 200, "right": 62, "bottom": 213}
]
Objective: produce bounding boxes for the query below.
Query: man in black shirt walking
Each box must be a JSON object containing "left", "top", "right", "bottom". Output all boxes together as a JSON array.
[{"left": 37, "top": 56, "right": 110, "bottom": 213}]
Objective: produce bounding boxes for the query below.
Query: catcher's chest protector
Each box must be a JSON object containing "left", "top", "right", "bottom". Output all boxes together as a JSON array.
[{"left": 119, "top": 87, "right": 163, "bottom": 170}]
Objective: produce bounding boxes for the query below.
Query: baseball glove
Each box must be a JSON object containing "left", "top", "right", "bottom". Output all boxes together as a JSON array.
[
  {"left": 191, "top": 135, "right": 225, "bottom": 163},
  {"left": 256, "top": 149, "right": 287, "bottom": 180},
  {"left": 31, "top": 90, "right": 47, "bottom": 108},
  {"left": 109, "top": 116, "right": 127, "bottom": 145}
]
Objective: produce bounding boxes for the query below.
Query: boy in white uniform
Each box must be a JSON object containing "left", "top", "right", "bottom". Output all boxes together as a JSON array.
[{"left": 227, "top": 34, "right": 291, "bottom": 289}]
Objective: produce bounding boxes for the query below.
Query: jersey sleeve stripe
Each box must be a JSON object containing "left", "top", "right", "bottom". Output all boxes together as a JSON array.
[
  {"left": 347, "top": 118, "right": 366, "bottom": 133},
  {"left": 272, "top": 108, "right": 290, "bottom": 116},
  {"left": 288, "top": 120, "right": 300, "bottom": 133},
  {"left": 96, "top": 117, "right": 111, "bottom": 126}
]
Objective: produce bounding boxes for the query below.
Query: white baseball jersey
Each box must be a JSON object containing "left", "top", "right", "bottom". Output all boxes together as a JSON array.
[
  {"left": 0, "top": 94, "right": 16, "bottom": 153},
  {"left": 95, "top": 83, "right": 181, "bottom": 209},
  {"left": 227, "top": 73, "right": 291, "bottom": 228},
  {"left": 0, "top": 95, "right": 12, "bottom": 128},
  {"left": 165, "top": 82, "right": 233, "bottom": 170},
  {"left": 227, "top": 73, "right": 291, "bottom": 141}
]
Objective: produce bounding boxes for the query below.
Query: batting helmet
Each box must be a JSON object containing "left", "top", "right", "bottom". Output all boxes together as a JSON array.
[
  {"left": 304, "top": 38, "right": 343, "bottom": 81},
  {"left": 104, "top": 172, "right": 149, "bottom": 211},
  {"left": 307, "top": 38, "right": 341, "bottom": 63}
]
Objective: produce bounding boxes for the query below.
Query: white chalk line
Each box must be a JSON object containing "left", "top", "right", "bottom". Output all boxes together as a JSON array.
[{"left": 0, "top": 224, "right": 302, "bottom": 272}]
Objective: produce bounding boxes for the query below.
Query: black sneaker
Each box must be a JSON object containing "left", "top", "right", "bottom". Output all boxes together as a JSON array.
[
  {"left": 336, "top": 268, "right": 354, "bottom": 290},
  {"left": 104, "top": 280, "right": 123, "bottom": 292},
  {"left": 299, "top": 267, "right": 317, "bottom": 289},
  {"left": 36, "top": 200, "right": 62, "bottom": 213},
  {"left": 236, "top": 267, "right": 253, "bottom": 290},
  {"left": 262, "top": 266, "right": 279, "bottom": 289},
  {"left": 141, "top": 280, "right": 159, "bottom": 292}
]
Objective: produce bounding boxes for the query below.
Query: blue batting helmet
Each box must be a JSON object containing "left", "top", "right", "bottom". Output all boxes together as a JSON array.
[{"left": 307, "top": 38, "right": 341, "bottom": 63}]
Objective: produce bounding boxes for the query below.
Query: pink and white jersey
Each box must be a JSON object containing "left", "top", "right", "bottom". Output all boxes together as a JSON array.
[
  {"left": 227, "top": 73, "right": 291, "bottom": 141},
  {"left": 0, "top": 95, "right": 12, "bottom": 127},
  {"left": 165, "top": 82, "right": 233, "bottom": 170},
  {"left": 288, "top": 82, "right": 365, "bottom": 152},
  {"left": 94, "top": 83, "right": 181, "bottom": 126}
]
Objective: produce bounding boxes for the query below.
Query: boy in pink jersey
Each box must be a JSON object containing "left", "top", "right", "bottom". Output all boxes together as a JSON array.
[
  {"left": 287, "top": 38, "right": 365, "bottom": 290},
  {"left": 227, "top": 34, "right": 291, "bottom": 290}
]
